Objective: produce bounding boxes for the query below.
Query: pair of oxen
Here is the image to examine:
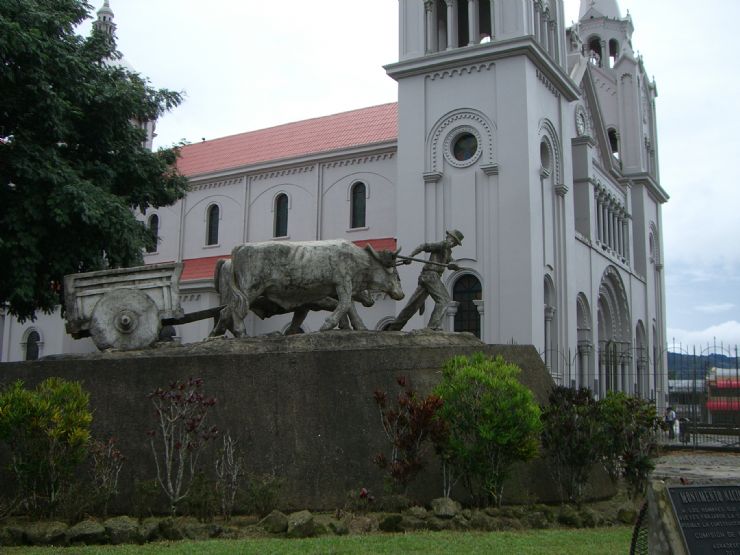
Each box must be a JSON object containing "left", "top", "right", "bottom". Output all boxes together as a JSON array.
[{"left": 211, "top": 239, "right": 405, "bottom": 337}]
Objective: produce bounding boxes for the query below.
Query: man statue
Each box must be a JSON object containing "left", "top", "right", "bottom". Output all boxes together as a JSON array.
[{"left": 387, "top": 229, "right": 464, "bottom": 331}]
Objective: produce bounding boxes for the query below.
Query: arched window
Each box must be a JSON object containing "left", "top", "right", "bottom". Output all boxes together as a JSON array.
[
  {"left": 206, "top": 204, "right": 219, "bottom": 246},
  {"left": 587, "top": 36, "right": 602, "bottom": 66},
  {"left": 350, "top": 182, "right": 366, "bottom": 229},
  {"left": 274, "top": 194, "right": 288, "bottom": 237},
  {"left": 24, "top": 330, "right": 40, "bottom": 361},
  {"left": 609, "top": 39, "right": 619, "bottom": 68},
  {"left": 146, "top": 214, "right": 159, "bottom": 253},
  {"left": 608, "top": 128, "right": 620, "bottom": 160},
  {"left": 453, "top": 274, "right": 482, "bottom": 338}
]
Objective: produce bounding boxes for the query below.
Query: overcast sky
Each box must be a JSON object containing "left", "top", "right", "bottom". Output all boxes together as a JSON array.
[{"left": 79, "top": 1, "right": 740, "bottom": 349}]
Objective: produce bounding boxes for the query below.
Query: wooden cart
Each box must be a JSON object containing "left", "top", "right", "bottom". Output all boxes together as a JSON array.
[{"left": 64, "top": 263, "right": 220, "bottom": 351}]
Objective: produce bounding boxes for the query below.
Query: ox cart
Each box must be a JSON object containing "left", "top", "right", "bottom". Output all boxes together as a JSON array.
[{"left": 64, "top": 263, "right": 221, "bottom": 351}]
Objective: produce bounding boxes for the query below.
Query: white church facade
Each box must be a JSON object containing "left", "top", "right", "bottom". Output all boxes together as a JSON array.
[{"left": 1, "top": 0, "right": 669, "bottom": 403}]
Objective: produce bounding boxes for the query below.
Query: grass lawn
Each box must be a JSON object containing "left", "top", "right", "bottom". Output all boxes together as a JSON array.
[{"left": 5, "top": 526, "right": 632, "bottom": 554}]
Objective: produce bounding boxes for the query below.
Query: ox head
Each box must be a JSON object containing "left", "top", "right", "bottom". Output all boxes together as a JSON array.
[{"left": 364, "top": 245, "right": 405, "bottom": 301}]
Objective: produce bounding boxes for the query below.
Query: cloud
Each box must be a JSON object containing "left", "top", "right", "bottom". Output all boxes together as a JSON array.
[
  {"left": 694, "top": 303, "right": 735, "bottom": 314},
  {"left": 667, "top": 321, "right": 740, "bottom": 349}
]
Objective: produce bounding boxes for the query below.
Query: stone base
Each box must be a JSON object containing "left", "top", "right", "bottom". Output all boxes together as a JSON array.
[{"left": 1, "top": 331, "right": 613, "bottom": 511}]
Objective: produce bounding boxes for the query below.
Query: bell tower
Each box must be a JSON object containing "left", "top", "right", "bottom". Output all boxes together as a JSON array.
[{"left": 386, "top": 0, "right": 580, "bottom": 354}]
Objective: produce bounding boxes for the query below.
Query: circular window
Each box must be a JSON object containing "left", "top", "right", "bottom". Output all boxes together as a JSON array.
[{"left": 452, "top": 133, "right": 478, "bottom": 162}]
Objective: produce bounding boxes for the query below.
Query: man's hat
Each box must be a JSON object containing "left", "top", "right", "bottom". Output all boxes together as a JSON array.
[{"left": 446, "top": 229, "right": 464, "bottom": 246}]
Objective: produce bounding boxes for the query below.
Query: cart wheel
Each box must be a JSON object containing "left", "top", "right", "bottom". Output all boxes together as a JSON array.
[{"left": 90, "top": 289, "right": 161, "bottom": 351}]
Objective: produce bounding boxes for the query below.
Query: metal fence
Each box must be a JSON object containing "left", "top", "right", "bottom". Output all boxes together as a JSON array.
[{"left": 537, "top": 341, "right": 740, "bottom": 451}]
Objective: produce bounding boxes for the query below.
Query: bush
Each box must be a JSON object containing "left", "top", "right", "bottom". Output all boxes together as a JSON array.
[
  {"left": 598, "top": 392, "right": 659, "bottom": 499},
  {"left": 372, "top": 376, "right": 445, "bottom": 493},
  {"left": 434, "top": 353, "right": 542, "bottom": 507},
  {"left": 243, "top": 472, "right": 283, "bottom": 517},
  {"left": 0, "top": 378, "right": 92, "bottom": 516},
  {"left": 541, "top": 386, "right": 601, "bottom": 505}
]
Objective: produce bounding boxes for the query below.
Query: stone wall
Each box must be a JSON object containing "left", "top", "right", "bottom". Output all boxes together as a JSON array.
[{"left": 0, "top": 331, "right": 614, "bottom": 512}]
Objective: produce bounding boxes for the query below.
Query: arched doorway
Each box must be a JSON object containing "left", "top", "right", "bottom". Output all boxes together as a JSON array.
[
  {"left": 596, "top": 267, "right": 631, "bottom": 398},
  {"left": 453, "top": 274, "right": 482, "bottom": 338}
]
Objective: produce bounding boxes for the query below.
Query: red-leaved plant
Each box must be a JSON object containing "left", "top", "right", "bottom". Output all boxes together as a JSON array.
[
  {"left": 147, "top": 377, "right": 218, "bottom": 515},
  {"left": 373, "top": 376, "right": 446, "bottom": 493}
]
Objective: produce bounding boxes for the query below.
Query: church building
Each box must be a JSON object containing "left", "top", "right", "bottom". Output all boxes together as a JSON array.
[{"left": 1, "top": 0, "right": 669, "bottom": 405}]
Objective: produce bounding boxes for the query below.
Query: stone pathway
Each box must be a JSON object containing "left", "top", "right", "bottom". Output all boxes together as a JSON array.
[{"left": 652, "top": 450, "right": 740, "bottom": 482}]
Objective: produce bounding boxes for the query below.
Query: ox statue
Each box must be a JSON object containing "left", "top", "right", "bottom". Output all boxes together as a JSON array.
[
  {"left": 224, "top": 240, "right": 404, "bottom": 336},
  {"left": 211, "top": 259, "right": 375, "bottom": 336}
]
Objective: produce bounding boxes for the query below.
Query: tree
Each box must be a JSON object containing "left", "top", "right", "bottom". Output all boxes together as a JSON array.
[
  {"left": 433, "top": 353, "right": 542, "bottom": 507},
  {"left": 0, "top": 0, "right": 188, "bottom": 320}
]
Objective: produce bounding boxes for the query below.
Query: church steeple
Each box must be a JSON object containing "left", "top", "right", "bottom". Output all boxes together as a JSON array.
[
  {"left": 579, "top": 0, "right": 621, "bottom": 21},
  {"left": 93, "top": 1, "right": 116, "bottom": 40}
]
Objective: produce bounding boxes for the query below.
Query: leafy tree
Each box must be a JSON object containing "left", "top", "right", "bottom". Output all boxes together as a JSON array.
[
  {"left": 434, "top": 353, "right": 542, "bottom": 507},
  {"left": 0, "top": 377, "right": 92, "bottom": 516},
  {"left": 541, "top": 386, "right": 602, "bottom": 506},
  {"left": 0, "top": 0, "right": 188, "bottom": 320}
]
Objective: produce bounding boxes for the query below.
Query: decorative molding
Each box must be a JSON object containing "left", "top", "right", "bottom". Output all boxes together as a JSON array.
[
  {"left": 426, "top": 62, "right": 494, "bottom": 81},
  {"left": 190, "top": 177, "right": 243, "bottom": 192},
  {"left": 252, "top": 165, "right": 314, "bottom": 181},
  {"left": 480, "top": 163, "right": 500, "bottom": 176},
  {"left": 322, "top": 152, "right": 395, "bottom": 169},
  {"left": 180, "top": 294, "right": 202, "bottom": 303},
  {"left": 423, "top": 171, "right": 443, "bottom": 184},
  {"left": 554, "top": 184, "right": 569, "bottom": 197},
  {"left": 536, "top": 69, "right": 559, "bottom": 98},
  {"left": 429, "top": 110, "right": 495, "bottom": 175}
]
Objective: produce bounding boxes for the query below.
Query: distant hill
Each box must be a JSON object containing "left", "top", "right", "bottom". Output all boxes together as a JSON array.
[{"left": 668, "top": 351, "right": 739, "bottom": 379}]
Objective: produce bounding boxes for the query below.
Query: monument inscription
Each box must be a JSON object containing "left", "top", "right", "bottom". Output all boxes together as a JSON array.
[{"left": 668, "top": 485, "right": 740, "bottom": 555}]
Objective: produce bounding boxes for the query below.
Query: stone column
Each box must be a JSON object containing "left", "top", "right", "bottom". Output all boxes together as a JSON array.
[
  {"left": 425, "top": 0, "right": 435, "bottom": 53},
  {"left": 473, "top": 299, "right": 484, "bottom": 340},
  {"left": 489, "top": 0, "right": 496, "bottom": 39},
  {"left": 446, "top": 0, "right": 458, "bottom": 49},
  {"left": 468, "top": 0, "right": 479, "bottom": 45},
  {"left": 544, "top": 305, "right": 556, "bottom": 376},
  {"left": 446, "top": 301, "right": 459, "bottom": 332},
  {"left": 533, "top": 2, "right": 541, "bottom": 44}
]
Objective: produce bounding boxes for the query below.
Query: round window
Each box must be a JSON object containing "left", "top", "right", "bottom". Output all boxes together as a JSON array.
[{"left": 452, "top": 133, "right": 478, "bottom": 162}]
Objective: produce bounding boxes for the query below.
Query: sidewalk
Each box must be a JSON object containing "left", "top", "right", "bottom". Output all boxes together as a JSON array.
[{"left": 652, "top": 450, "right": 739, "bottom": 482}]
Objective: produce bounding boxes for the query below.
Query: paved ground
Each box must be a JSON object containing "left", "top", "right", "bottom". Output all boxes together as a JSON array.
[{"left": 653, "top": 449, "right": 740, "bottom": 482}]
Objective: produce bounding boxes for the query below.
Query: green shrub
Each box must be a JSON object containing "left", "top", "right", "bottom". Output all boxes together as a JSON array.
[
  {"left": 0, "top": 378, "right": 92, "bottom": 516},
  {"left": 541, "top": 386, "right": 601, "bottom": 505},
  {"left": 433, "top": 353, "right": 542, "bottom": 507},
  {"left": 243, "top": 472, "right": 283, "bottom": 517},
  {"left": 598, "top": 392, "right": 659, "bottom": 499}
]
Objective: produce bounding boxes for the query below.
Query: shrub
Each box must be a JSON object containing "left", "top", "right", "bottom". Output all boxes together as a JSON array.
[
  {"left": 433, "top": 353, "right": 542, "bottom": 507},
  {"left": 0, "top": 378, "right": 92, "bottom": 516},
  {"left": 372, "top": 376, "right": 445, "bottom": 493},
  {"left": 540, "top": 386, "right": 601, "bottom": 505},
  {"left": 244, "top": 472, "right": 283, "bottom": 517},
  {"left": 598, "top": 392, "right": 659, "bottom": 499},
  {"left": 89, "top": 437, "right": 125, "bottom": 517},
  {"left": 214, "top": 431, "right": 244, "bottom": 521},
  {"left": 147, "top": 377, "right": 218, "bottom": 515}
]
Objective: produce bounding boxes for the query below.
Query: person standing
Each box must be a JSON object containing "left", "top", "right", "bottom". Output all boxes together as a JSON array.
[
  {"left": 387, "top": 230, "right": 464, "bottom": 331},
  {"left": 665, "top": 406, "right": 677, "bottom": 440}
]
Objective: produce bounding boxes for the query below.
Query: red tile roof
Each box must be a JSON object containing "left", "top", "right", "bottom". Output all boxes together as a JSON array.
[
  {"left": 177, "top": 103, "right": 398, "bottom": 177},
  {"left": 181, "top": 255, "right": 229, "bottom": 282},
  {"left": 180, "top": 238, "right": 398, "bottom": 282}
]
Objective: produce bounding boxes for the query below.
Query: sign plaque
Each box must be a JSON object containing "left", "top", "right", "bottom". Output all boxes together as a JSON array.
[{"left": 667, "top": 485, "right": 740, "bottom": 555}]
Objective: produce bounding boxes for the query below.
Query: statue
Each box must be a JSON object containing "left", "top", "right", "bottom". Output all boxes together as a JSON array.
[{"left": 387, "top": 229, "right": 464, "bottom": 331}]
